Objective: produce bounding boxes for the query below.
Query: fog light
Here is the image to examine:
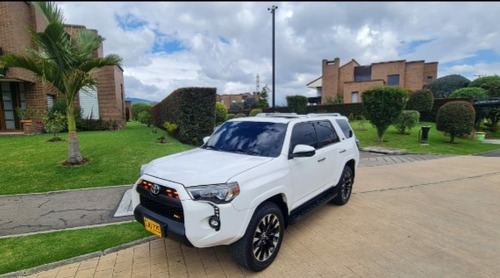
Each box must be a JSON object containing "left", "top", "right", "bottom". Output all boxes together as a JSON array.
[{"left": 209, "top": 215, "right": 220, "bottom": 231}]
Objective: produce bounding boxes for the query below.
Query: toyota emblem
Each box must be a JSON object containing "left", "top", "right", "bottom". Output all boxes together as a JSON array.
[{"left": 151, "top": 184, "right": 161, "bottom": 195}]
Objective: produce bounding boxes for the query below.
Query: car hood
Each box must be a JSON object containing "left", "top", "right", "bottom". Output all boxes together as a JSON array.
[{"left": 142, "top": 148, "right": 273, "bottom": 187}]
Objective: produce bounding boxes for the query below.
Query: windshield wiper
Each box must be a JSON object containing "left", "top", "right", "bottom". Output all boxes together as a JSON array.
[
  {"left": 227, "top": 148, "right": 259, "bottom": 156},
  {"left": 204, "top": 145, "right": 221, "bottom": 151}
]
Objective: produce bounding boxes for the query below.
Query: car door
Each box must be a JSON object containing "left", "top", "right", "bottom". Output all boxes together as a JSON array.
[
  {"left": 314, "top": 120, "right": 342, "bottom": 188},
  {"left": 288, "top": 122, "right": 324, "bottom": 208}
]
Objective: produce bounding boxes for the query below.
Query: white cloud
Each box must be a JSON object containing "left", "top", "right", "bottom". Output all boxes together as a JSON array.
[{"left": 57, "top": 2, "right": 500, "bottom": 103}]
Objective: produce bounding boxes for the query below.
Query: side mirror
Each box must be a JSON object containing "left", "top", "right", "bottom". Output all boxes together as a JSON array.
[
  {"left": 291, "top": 144, "right": 316, "bottom": 158},
  {"left": 203, "top": 136, "right": 210, "bottom": 144}
]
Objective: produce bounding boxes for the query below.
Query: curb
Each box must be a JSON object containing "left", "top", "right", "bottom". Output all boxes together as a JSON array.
[{"left": 0, "top": 235, "right": 157, "bottom": 278}]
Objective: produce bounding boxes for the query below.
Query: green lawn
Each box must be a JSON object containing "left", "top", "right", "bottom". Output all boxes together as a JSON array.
[
  {"left": 0, "top": 121, "right": 193, "bottom": 195},
  {"left": 352, "top": 120, "right": 500, "bottom": 155},
  {"left": 0, "top": 222, "right": 152, "bottom": 275}
]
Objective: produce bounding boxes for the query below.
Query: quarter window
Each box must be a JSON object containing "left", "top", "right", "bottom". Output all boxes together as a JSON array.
[{"left": 336, "top": 119, "right": 353, "bottom": 138}]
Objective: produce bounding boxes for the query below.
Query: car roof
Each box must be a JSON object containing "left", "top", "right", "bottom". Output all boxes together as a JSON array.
[{"left": 228, "top": 113, "right": 348, "bottom": 124}]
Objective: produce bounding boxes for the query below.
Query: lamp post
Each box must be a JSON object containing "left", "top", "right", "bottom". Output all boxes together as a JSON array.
[{"left": 268, "top": 5, "right": 277, "bottom": 112}]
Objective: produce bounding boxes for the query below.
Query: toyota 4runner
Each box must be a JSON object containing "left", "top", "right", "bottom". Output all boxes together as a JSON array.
[{"left": 132, "top": 113, "right": 359, "bottom": 271}]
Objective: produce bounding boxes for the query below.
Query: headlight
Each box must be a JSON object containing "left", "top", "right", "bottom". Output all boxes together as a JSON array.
[{"left": 187, "top": 182, "right": 240, "bottom": 204}]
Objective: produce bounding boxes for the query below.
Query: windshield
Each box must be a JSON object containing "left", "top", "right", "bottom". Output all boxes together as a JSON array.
[{"left": 203, "top": 121, "right": 287, "bottom": 157}]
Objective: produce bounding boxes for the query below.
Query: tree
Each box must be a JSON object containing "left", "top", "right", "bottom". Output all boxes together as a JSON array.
[
  {"left": 468, "top": 75, "right": 500, "bottom": 97},
  {"left": 427, "top": 74, "right": 470, "bottom": 98},
  {"left": 406, "top": 89, "right": 433, "bottom": 114},
  {"left": 286, "top": 95, "right": 308, "bottom": 114},
  {"left": 449, "top": 87, "right": 488, "bottom": 98},
  {"left": 243, "top": 97, "right": 257, "bottom": 109},
  {"left": 0, "top": 2, "right": 122, "bottom": 165},
  {"left": 257, "top": 86, "right": 270, "bottom": 108},
  {"left": 468, "top": 75, "right": 500, "bottom": 131},
  {"left": 131, "top": 103, "right": 152, "bottom": 120},
  {"left": 215, "top": 102, "right": 228, "bottom": 125},
  {"left": 229, "top": 102, "right": 243, "bottom": 111},
  {"left": 362, "top": 86, "right": 409, "bottom": 142},
  {"left": 436, "top": 101, "right": 475, "bottom": 143}
]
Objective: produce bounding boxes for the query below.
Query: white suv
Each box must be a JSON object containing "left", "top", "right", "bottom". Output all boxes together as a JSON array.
[{"left": 132, "top": 113, "right": 359, "bottom": 271}]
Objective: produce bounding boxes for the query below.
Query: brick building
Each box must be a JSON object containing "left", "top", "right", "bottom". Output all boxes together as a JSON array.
[
  {"left": 217, "top": 92, "right": 260, "bottom": 109},
  {"left": 0, "top": 2, "right": 125, "bottom": 132},
  {"left": 307, "top": 58, "right": 438, "bottom": 104}
]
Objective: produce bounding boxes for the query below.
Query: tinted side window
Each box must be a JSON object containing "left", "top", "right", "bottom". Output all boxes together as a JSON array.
[
  {"left": 336, "top": 119, "right": 353, "bottom": 138},
  {"left": 289, "top": 122, "right": 317, "bottom": 153},
  {"left": 315, "top": 120, "right": 340, "bottom": 147}
]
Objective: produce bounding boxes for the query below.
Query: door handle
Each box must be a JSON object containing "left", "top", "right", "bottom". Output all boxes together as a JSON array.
[
  {"left": 317, "top": 157, "right": 326, "bottom": 162},
  {"left": 339, "top": 149, "right": 346, "bottom": 154}
]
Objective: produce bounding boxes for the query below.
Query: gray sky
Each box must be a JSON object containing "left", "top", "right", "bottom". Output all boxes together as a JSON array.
[{"left": 58, "top": 2, "right": 500, "bottom": 105}]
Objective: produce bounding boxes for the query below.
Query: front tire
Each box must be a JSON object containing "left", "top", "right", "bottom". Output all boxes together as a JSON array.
[
  {"left": 230, "top": 202, "right": 284, "bottom": 272},
  {"left": 332, "top": 165, "right": 354, "bottom": 205}
]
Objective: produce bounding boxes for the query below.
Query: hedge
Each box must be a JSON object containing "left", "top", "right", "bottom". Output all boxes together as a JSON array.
[{"left": 152, "top": 87, "right": 216, "bottom": 145}]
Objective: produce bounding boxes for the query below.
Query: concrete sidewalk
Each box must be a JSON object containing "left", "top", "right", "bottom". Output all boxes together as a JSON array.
[{"left": 5, "top": 154, "right": 499, "bottom": 278}]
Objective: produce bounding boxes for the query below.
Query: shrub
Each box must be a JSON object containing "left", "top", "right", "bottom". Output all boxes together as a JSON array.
[
  {"left": 449, "top": 87, "right": 488, "bottom": 98},
  {"left": 41, "top": 111, "right": 66, "bottom": 140},
  {"left": 286, "top": 95, "right": 308, "bottom": 114},
  {"left": 229, "top": 102, "right": 243, "bottom": 111},
  {"left": 137, "top": 111, "right": 153, "bottom": 127},
  {"left": 468, "top": 75, "right": 500, "bottom": 97},
  {"left": 406, "top": 89, "right": 433, "bottom": 114},
  {"left": 427, "top": 74, "right": 470, "bottom": 98},
  {"left": 226, "top": 113, "right": 236, "bottom": 120},
  {"left": 163, "top": 121, "right": 179, "bottom": 136},
  {"left": 326, "top": 96, "right": 344, "bottom": 104},
  {"left": 362, "top": 86, "right": 409, "bottom": 142},
  {"left": 215, "top": 102, "right": 228, "bottom": 125},
  {"left": 436, "top": 101, "right": 476, "bottom": 143},
  {"left": 235, "top": 113, "right": 247, "bottom": 118},
  {"left": 131, "top": 103, "right": 152, "bottom": 120},
  {"left": 249, "top": 109, "right": 263, "bottom": 116},
  {"left": 151, "top": 87, "right": 216, "bottom": 145},
  {"left": 392, "top": 110, "right": 420, "bottom": 134}
]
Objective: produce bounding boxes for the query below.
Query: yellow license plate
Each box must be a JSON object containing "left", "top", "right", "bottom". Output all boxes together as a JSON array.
[{"left": 144, "top": 217, "right": 163, "bottom": 237}]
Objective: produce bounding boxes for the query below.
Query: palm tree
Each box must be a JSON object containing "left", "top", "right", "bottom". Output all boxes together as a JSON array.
[{"left": 0, "top": 2, "right": 122, "bottom": 165}]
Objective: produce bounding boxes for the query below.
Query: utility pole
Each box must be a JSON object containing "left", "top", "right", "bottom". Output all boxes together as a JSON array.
[{"left": 268, "top": 5, "right": 277, "bottom": 112}]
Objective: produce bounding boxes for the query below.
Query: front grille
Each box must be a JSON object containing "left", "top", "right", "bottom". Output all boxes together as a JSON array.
[{"left": 140, "top": 195, "right": 184, "bottom": 223}]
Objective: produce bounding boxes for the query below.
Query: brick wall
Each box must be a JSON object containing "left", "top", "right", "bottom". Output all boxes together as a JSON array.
[
  {"left": 404, "top": 61, "right": 425, "bottom": 92},
  {"left": 321, "top": 58, "right": 340, "bottom": 104},
  {"left": 97, "top": 65, "right": 126, "bottom": 128},
  {"left": 0, "top": 2, "right": 39, "bottom": 83},
  {"left": 338, "top": 60, "right": 358, "bottom": 100},
  {"left": 318, "top": 58, "right": 439, "bottom": 104},
  {"left": 343, "top": 80, "right": 384, "bottom": 103},
  {"left": 1, "top": 2, "right": 126, "bottom": 130},
  {"left": 371, "top": 60, "right": 406, "bottom": 87}
]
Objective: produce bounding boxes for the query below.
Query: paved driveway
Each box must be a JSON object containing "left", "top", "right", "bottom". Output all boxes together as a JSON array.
[{"left": 13, "top": 155, "right": 500, "bottom": 278}]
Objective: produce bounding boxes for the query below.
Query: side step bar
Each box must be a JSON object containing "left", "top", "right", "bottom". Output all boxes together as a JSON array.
[{"left": 288, "top": 186, "right": 338, "bottom": 225}]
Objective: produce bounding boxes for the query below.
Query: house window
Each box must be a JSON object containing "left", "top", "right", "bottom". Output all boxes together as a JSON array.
[
  {"left": 354, "top": 66, "right": 371, "bottom": 81},
  {"left": 352, "top": 91, "right": 359, "bottom": 103},
  {"left": 387, "top": 74, "right": 400, "bottom": 86},
  {"left": 427, "top": 76, "right": 433, "bottom": 82},
  {"left": 47, "top": 95, "right": 55, "bottom": 110}
]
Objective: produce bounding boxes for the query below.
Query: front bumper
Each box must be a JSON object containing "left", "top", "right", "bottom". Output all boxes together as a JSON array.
[
  {"left": 134, "top": 204, "right": 193, "bottom": 247},
  {"left": 132, "top": 176, "right": 251, "bottom": 248}
]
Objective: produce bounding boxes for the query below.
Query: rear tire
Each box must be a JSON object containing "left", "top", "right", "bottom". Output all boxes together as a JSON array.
[
  {"left": 230, "top": 202, "right": 284, "bottom": 271},
  {"left": 332, "top": 165, "right": 354, "bottom": 205}
]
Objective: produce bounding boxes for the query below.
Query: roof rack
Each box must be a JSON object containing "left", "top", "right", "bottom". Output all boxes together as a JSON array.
[
  {"left": 255, "top": 113, "right": 303, "bottom": 118},
  {"left": 306, "top": 113, "right": 341, "bottom": 117}
]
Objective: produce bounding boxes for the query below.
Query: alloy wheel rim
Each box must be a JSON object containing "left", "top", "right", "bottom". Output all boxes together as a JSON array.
[
  {"left": 341, "top": 170, "right": 352, "bottom": 200},
  {"left": 252, "top": 213, "right": 281, "bottom": 262}
]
